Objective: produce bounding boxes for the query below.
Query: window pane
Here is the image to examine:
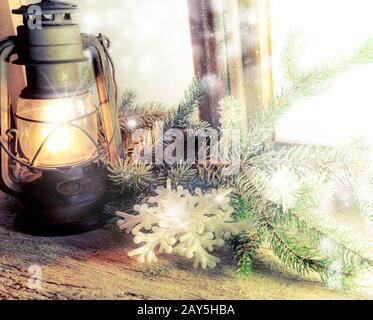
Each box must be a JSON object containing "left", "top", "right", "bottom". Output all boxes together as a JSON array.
[
  {"left": 72, "top": 0, "right": 195, "bottom": 105},
  {"left": 271, "top": 0, "right": 373, "bottom": 145}
]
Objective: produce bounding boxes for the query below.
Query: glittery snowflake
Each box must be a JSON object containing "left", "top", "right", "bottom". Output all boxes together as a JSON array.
[
  {"left": 265, "top": 167, "right": 300, "bottom": 211},
  {"left": 117, "top": 181, "right": 244, "bottom": 269}
]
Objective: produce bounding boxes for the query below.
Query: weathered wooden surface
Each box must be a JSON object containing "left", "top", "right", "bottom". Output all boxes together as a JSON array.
[{"left": 0, "top": 192, "right": 372, "bottom": 300}]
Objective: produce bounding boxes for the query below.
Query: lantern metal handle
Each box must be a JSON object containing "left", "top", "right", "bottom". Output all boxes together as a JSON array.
[{"left": 82, "top": 33, "right": 124, "bottom": 164}]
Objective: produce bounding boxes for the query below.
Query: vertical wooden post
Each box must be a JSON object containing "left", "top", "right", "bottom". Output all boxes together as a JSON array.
[
  {"left": 0, "top": 0, "right": 25, "bottom": 109},
  {"left": 239, "top": 0, "right": 273, "bottom": 115},
  {"left": 187, "top": 0, "right": 225, "bottom": 129},
  {"left": 220, "top": 0, "right": 249, "bottom": 132}
]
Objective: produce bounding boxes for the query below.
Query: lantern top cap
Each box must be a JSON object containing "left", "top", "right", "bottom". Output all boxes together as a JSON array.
[{"left": 12, "top": 0, "right": 79, "bottom": 15}]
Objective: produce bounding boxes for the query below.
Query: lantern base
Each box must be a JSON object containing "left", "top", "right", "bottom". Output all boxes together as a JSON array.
[{"left": 14, "top": 166, "right": 111, "bottom": 237}]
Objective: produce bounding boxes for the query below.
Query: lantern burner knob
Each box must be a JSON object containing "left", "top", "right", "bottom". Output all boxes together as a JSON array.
[{"left": 56, "top": 180, "right": 83, "bottom": 198}]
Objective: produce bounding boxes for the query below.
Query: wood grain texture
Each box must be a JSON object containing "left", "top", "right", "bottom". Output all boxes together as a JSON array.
[
  {"left": 0, "top": 192, "right": 371, "bottom": 300},
  {"left": 239, "top": 0, "right": 273, "bottom": 114},
  {"left": 188, "top": 0, "right": 225, "bottom": 129}
]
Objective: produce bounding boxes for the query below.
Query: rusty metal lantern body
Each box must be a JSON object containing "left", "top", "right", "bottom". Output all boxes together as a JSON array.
[{"left": 0, "top": 0, "right": 123, "bottom": 235}]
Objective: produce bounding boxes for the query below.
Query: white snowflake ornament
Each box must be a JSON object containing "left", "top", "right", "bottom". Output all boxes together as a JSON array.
[{"left": 117, "top": 180, "right": 243, "bottom": 269}]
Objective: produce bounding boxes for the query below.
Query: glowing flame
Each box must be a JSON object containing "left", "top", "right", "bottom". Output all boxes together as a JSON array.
[{"left": 40, "top": 102, "right": 74, "bottom": 156}]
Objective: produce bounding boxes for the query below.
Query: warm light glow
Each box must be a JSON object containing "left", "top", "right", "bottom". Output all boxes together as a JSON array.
[
  {"left": 40, "top": 103, "right": 74, "bottom": 156},
  {"left": 271, "top": 0, "right": 373, "bottom": 146},
  {"left": 17, "top": 94, "right": 98, "bottom": 168}
]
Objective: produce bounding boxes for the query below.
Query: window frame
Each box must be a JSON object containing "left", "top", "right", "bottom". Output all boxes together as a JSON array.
[{"left": 187, "top": 0, "right": 273, "bottom": 129}]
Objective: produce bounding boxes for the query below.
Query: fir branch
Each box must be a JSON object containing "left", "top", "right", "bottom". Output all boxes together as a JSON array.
[
  {"left": 249, "top": 143, "right": 373, "bottom": 187},
  {"left": 233, "top": 173, "right": 370, "bottom": 287},
  {"left": 284, "top": 202, "right": 373, "bottom": 269},
  {"left": 108, "top": 159, "right": 156, "bottom": 193},
  {"left": 354, "top": 181, "right": 373, "bottom": 222},
  {"left": 280, "top": 28, "right": 306, "bottom": 84},
  {"left": 186, "top": 119, "right": 212, "bottom": 135},
  {"left": 121, "top": 89, "right": 138, "bottom": 110},
  {"left": 196, "top": 163, "right": 235, "bottom": 190},
  {"left": 123, "top": 102, "right": 172, "bottom": 118},
  {"left": 120, "top": 79, "right": 206, "bottom": 134},
  {"left": 120, "top": 102, "right": 173, "bottom": 132},
  {"left": 261, "top": 203, "right": 357, "bottom": 287},
  {"left": 247, "top": 197, "right": 333, "bottom": 279},
  {"left": 270, "top": 228, "right": 330, "bottom": 276},
  {"left": 165, "top": 78, "right": 206, "bottom": 130},
  {"left": 229, "top": 234, "right": 262, "bottom": 276},
  {"left": 119, "top": 90, "right": 175, "bottom": 133},
  {"left": 219, "top": 97, "right": 244, "bottom": 130},
  {"left": 168, "top": 164, "right": 199, "bottom": 189}
]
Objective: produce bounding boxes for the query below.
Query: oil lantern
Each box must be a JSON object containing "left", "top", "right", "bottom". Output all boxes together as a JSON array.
[{"left": 0, "top": 0, "right": 124, "bottom": 235}]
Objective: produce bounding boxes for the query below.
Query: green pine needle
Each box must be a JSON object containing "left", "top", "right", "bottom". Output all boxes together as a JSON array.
[{"left": 108, "top": 159, "right": 156, "bottom": 192}]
